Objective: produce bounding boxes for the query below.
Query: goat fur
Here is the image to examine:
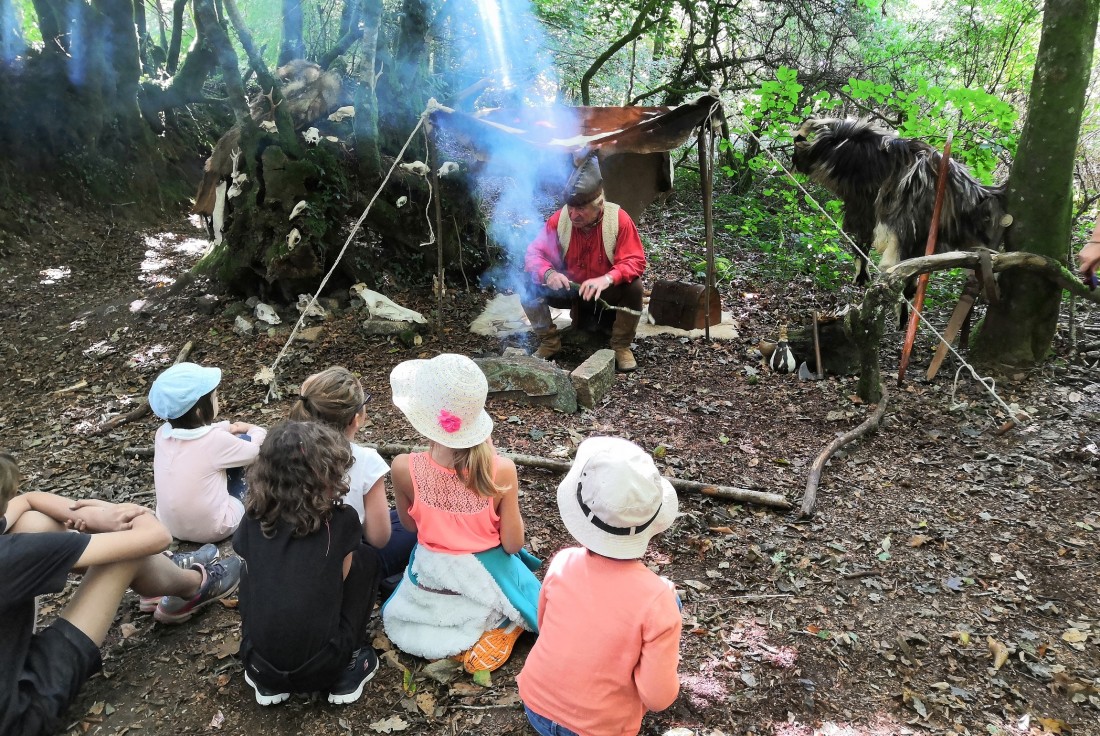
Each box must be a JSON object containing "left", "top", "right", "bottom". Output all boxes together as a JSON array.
[
  {"left": 193, "top": 60, "right": 343, "bottom": 217},
  {"left": 791, "top": 118, "right": 1007, "bottom": 290}
]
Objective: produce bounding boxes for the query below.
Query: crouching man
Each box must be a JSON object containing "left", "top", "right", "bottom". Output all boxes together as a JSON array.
[{"left": 522, "top": 153, "right": 646, "bottom": 372}]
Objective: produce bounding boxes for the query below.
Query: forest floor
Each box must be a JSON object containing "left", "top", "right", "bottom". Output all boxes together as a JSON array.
[{"left": 1, "top": 191, "right": 1099, "bottom": 736}]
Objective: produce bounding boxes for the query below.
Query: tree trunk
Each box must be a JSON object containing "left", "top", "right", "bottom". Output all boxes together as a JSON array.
[
  {"left": 971, "top": 0, "right": 1099, "bottom": 366},
  {"left": 279, "top": 0, "right": 306, "bottom": 64},
  {"left": 579, "top": 0, "right": 660, "bottom": 106},
  {"left": 166, "top": 0, "right": 189, "bottom": 73},
  {"left": 351, "top": 0, "right": 383, "bottom": 178}
]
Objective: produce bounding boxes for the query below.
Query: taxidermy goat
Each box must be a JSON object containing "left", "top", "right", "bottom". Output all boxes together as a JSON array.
[{"left": 791, "top": 118, "right": 1008, "bottom": 295}]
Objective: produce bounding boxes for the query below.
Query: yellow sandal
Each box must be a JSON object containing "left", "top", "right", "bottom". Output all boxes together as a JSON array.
[{"left": 463, "top": 623, "right": 523, "bottom": 673}]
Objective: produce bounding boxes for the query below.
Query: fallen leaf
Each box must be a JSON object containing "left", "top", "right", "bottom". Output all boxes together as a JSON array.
[
  {"left": 120, "top": 623, "right": 138, "bottom": 639},
  {"left": 908, "top": 534, "right": 930, "bottom": 547},
  {"left": 421, "top": 658, "right": 462, "bottom": 685},
  {"left": 402, "top": 667, "right": 417, "bottom": 695},
  {"left": 987, "top": 636, "right": 1010, "bottom": 670},
  {"left": 208, "top": 711, "right": 224, "bottom": 729},
  {"left": 1038, "top": 717, "right": 1066, "bottom": 733},
  {"left": 87, "top": 702, "right": 105, "bottom": 716},
  {"left": 414, "top": 692, "right": 436, "bottom": 716},
  {"left": 1061, "top": 628, "right": 1088, "bottom": 643},
  {"left": 369, "top": 716, "right": 410, "bottom": 733},
  {"left": 471, "top": 669, "right": 492, "bottom": 687}
]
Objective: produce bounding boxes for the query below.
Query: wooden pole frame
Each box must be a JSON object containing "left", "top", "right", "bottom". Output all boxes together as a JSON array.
[{"left": 698, "top": 121, "right": 716, "bottom": 341}]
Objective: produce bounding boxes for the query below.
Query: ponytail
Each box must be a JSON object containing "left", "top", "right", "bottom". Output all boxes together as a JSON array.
[{"left": 454, "top": 440, "right": 504, "bottom": 498}]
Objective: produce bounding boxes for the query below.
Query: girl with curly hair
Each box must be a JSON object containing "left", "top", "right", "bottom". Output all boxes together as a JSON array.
[
  {"left": 289, "top": 366, "right": 416, "bottom": 599},
  {"left": 233, "top": 421, "right": 382, "bottom": 707}
]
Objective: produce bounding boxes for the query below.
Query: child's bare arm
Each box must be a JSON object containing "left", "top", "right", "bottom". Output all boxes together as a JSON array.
[
  {"left": 495, "top": 459, "right": 525, "bottom": 555},
  {"left": 68, "top": 499, "right": 153, "bottom": 533},
  {"left": 391, "top": 455, "right": 417, "bottom": 533},
  {"left": 3, "top": 490, "right": 82, "bottom": 530},
  {"left": 362, "top": 478, "right": 392, "bottom": 548},
  {"left": 73, "top": 513, "right": 172, "bottom": 568}
]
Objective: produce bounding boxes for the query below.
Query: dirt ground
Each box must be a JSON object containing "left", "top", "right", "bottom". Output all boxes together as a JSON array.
[{"left": 1, "top": 193, "right": 1098, "bottom": 736}]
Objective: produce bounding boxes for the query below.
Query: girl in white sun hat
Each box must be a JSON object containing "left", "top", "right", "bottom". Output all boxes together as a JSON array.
[
  {"left": 517, "top": 436, "right": 681, "bottom": 736},
  {"left": 382, "top": 353, "right": 541, "bottom": 674}
]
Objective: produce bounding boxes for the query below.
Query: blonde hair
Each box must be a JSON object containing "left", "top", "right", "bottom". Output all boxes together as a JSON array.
[
  {"left": 450, "top": 440, "right": 505, "bottom": 498},
  {"left": 289, "top": 367, "right": 365, "bottom": 433},
  {"left": 0, "top": 452, "right": 20, "bottom": 516}
]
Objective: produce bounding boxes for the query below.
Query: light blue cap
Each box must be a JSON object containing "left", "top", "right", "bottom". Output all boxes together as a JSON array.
[{"left": 149, "top": 363, "right": 222, "bottom": 420}]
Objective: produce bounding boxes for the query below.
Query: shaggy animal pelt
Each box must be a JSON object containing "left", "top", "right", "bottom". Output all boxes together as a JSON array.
[{"left": 791, "top": 118, "right": 1008, "bottom": 292}]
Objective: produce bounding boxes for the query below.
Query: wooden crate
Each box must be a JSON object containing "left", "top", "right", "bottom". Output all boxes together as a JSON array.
[{"left": 648, "top": 280, "right": 721, "bottom": 330}]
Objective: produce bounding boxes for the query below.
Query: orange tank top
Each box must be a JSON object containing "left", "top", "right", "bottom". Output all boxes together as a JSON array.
[{"left": 407, "top": 452, "right": 502, "bottom": 554}]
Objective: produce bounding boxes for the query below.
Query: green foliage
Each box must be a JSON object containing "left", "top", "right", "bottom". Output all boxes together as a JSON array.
[{"left": 841, "top": 78, "right": 1018, "bottom": 183}]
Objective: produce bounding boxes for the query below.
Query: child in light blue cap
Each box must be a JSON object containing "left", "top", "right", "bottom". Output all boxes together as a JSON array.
[{"left": 147, "top": 362, "right": 266, "bottom": 549}]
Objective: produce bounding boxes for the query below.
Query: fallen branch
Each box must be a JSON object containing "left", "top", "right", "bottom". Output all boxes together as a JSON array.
[
  {"left": 94, "top": 341, "right": 193, "bottom": 435},
  {"left": 800, "top": 383, "right": 889, "bottom": 518},
  {"left": 368, "top": 443, "right": 791, "bottom": 510},
  {"left": 884, "top": 250, "right": 1100, "bottom": 303}
]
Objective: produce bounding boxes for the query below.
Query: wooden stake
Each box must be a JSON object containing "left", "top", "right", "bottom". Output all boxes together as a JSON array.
[
  {"left": 925, "top": 292, "right": 975, "bottom": 380},
  {"left": 898, "top": 132, "right": 953, "bottom": 385},
  {"left": 812, "top": 310, "right": 824, "bottom": 379}
]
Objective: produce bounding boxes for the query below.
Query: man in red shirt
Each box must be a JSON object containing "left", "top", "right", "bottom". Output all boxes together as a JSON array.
[{"left": 522, "top": 154, "right": 646, "bottom": 371}]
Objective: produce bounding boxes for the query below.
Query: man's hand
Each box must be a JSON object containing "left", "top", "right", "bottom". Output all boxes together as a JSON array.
[
  {"left": 544, "top": 271, "right": 572, "bottom": 291},
  {"left": 227, "top": 422, "right": 252, "bottom": 435},
  {"left": 1079, "top": 240, "right": 1100, "bottom": 288},
  {"left": 578, "top": 275, "right": 612, "bottom": 301},
  {"left": 67, "top": 499, "right": 152, "bottom": 533}
]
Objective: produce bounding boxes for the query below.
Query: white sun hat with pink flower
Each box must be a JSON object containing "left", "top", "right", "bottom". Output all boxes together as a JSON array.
[{"left": 390, "top": 353, "right": 494, "bottom": 449}]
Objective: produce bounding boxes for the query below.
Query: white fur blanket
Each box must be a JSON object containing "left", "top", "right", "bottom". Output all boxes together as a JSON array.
[{"left": 381, "top": 547, "right": 532, "bottom": 660}]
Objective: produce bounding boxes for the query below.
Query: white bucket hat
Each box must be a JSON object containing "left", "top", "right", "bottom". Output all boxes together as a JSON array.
[
  {"left": 557, "top": 436, "right": 678, "bottom": 560},
  {"left": 390, "top": 354, "right": 494, "bottom": 449}
]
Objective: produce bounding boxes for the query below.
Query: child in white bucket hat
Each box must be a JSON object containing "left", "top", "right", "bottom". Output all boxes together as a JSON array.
[
  {"left": 382, "top": 354, "right": 541, "bottom": 674},
  {"left": 518, "top": 436, "right": 681, "bottom": 736}
]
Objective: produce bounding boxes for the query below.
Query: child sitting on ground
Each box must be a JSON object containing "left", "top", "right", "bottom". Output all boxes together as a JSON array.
[
  {"left": 149, "top": 362, "right": 266, "bottom": 543},
  {"left": 289, "top": 366, "right": 416, "bottom": 597},
  {"left": 0, "top": 451, "right": 242, "bottom": 736},
  {"left": 234, "top": 421, "right": 383, "bottom": 706},
  {"left": 382, "top": 353, "right": 541, "bottom": 674},
  {"left": 517, "top": 436, "right": 682, "bottom": 736}
]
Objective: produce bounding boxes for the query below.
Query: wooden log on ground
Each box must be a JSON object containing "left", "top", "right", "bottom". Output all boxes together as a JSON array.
[
  {"left": 94, "top": 341, "right": 194, "bottom": 435},
  {"left": 367, "top": 443, "right": 791, "bottom": 510},
  {"left": 800, "top": 383, "right": 889, "bottom": 518}
]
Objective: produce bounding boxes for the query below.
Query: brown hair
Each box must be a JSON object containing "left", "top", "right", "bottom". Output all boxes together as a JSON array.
[
  {"left": 289, "top": 367, "right": 365, "bottom": 434},
  {"left": 0, "top": 452, "right": 19, "bottom": 517},
  {"left": 168, "top": 390, "right": 217, "bottom": 430},
  {"left": 451, "top": 440, "right": 504, "bottom": 498},
  {"left": 244, "top": 421, "right": 353, "bottom": 538}
]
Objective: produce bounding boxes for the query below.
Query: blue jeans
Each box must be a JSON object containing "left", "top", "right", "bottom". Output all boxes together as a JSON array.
[
  {"left": 226, "top": 433, "right": 252, "bottom": 501},
  {"left": 523, "top": 705, "right": 579, "bottom": 736}
]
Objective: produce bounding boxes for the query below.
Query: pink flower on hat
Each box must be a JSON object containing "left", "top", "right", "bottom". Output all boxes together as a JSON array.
[{"left": 438, "top": 409, "right": 462, "bottom": 434}]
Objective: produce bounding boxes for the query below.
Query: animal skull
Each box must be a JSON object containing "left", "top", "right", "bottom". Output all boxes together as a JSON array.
[
  {"left": 328, "top": 106, "right": 355, "bottom": 122},
  {"left": 399, "top": 161, "right": 430, "bottom": 177},
  {"left": 259, "top": 120, "right": 278, "bottom": 133},
  {"left": 396, "top": 196, "right": 408, "bottom": 208},
  {"left": 437, "top": 161, "right": 459, "bottom": 177},
  {"left": 302, "top": 127, "right": 321, "bottom": 144},
  {"left": 289, "top": 200, "right": 308, "bottom": 220},
  {"left": 254, "top": 302, "right": 281, "bottom": 325},
  {"left": 286, "top": 228, "right": 301, "bottom": 250}
]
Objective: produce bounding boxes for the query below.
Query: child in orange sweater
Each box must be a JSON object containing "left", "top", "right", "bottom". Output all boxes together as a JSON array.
[{"left": 517, "top": 436, "right": 682, "bottom": 736}]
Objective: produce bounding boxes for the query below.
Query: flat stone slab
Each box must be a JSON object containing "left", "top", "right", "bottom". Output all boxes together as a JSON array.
[
  {"left": 473, "top": 355, "right": 578, "bottom": 413},
  {"left": 571, "top": 349, "right": 615, "bottom": 409}
]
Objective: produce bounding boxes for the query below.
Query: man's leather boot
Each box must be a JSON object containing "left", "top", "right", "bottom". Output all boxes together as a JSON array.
[
  {"left": 610, "top": 313, "right": 641, "bottom": 372},
  {"left": 522, "top": 301, "right": 561, "bottom": 360}
]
